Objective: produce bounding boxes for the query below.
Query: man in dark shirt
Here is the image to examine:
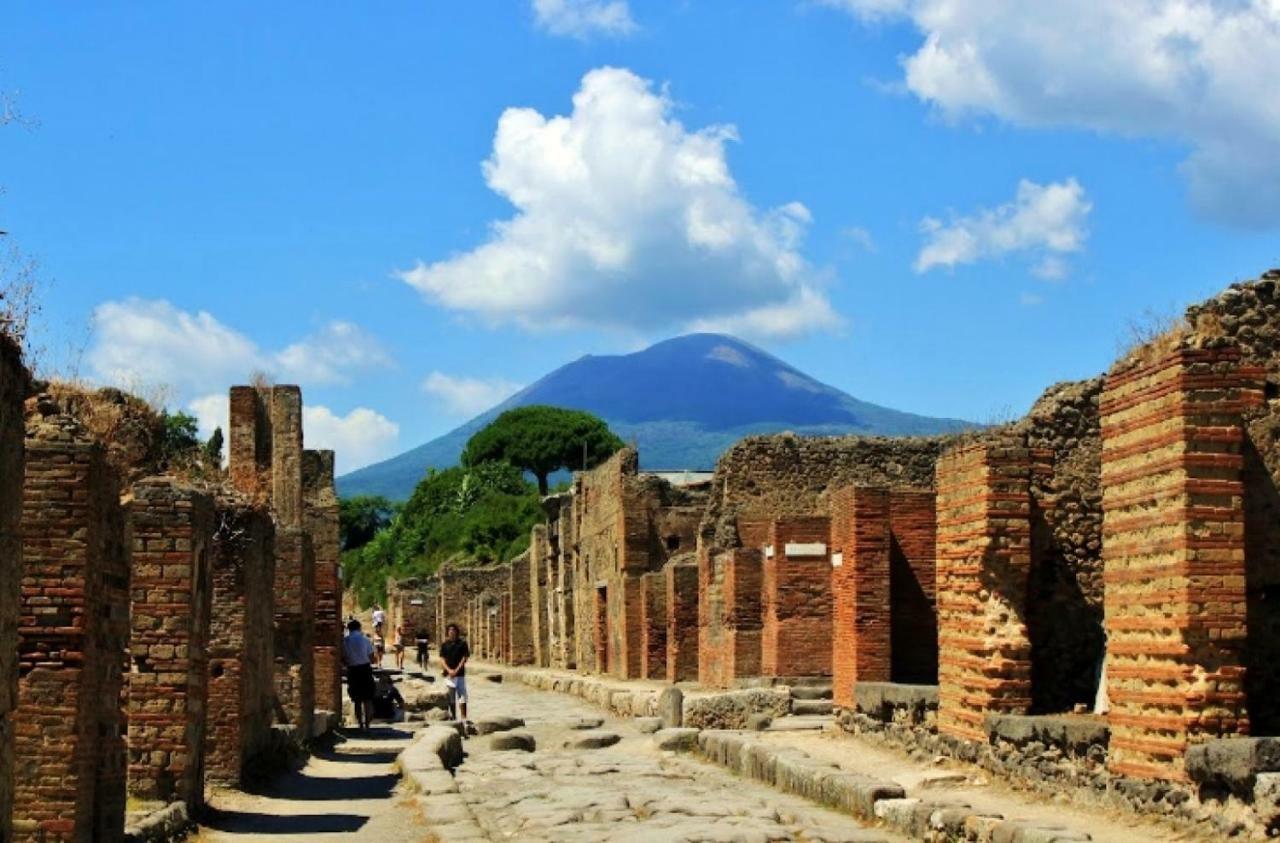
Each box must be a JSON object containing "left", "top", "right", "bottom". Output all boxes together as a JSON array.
[{"left": 439, "top": 623, "right": 471, "bottom": 721}]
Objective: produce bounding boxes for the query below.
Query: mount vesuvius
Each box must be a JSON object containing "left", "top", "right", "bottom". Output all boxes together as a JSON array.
[{"left": 337, "top": 334, "right": 974, "bottom": 499}]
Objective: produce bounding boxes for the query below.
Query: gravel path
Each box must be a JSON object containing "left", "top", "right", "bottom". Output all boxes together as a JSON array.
[
  {"left": 195, "top": 724, "right": 429, "bottom": 842},
  {"left": 437, "top": 672, "right": 903, "bottom": 842}
]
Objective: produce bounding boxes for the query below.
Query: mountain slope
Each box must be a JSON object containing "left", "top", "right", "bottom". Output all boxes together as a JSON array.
[{"left": 338, "top": 334, "right": 974, "bottom": 499}]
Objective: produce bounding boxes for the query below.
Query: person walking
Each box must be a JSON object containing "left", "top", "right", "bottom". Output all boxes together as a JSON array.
[
  {"left": 371, "top": 604, "right": 386, "bottom": 637},
  {"left": 393, "top": 624, "right": 406, "bottom": 671},
  {"left": 415, "top": 629, "right": 430, "bottom": 672},
  {"left": 372, "top": 630, "right": 386, "bottom": 667},
  {"left": 342, "top": 619, "right": 376, "bottom": 731},
  {"left": 439, "top": 623, "right": 471, "bottom": 722}
]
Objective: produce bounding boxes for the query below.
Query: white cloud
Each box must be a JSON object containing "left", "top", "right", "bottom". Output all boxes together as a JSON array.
[
  {"left": 89, "top": 299, "right": 391, "bottom": 393},
  {"left": 398, "top": 67, "right": 840, "bottom": 340},
  {"left": 914, "top": 178, "right": 1091, "bottom": 275},
  {"left": 422, "top": 372, "right": 524, "bottom": 417},
  {"left": 823, "top": 0, "right": 1280, "bottom": 226},
  {"left": 532, "top": 0, "right": 636, "bottom": 38},
  {"left": 275, "top": 321, "right": 392, "bottom": 386},
  {"left": 303, "top": 405, "right": 401, "bottom": 474},
  {"left": 840, "top": 226, "right": 877, "bottom": 253},
  {"left": 189, "top": 392, "right": 230, "bottom": 441}
]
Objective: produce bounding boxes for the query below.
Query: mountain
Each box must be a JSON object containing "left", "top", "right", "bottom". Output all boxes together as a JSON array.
[{"left": 337, "top": 333, "right": 974, "bottom": 499}]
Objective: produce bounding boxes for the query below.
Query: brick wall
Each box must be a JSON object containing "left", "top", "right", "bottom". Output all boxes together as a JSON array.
[
  {"left": 761, "top": 516, "right": 832, "bottom": 678},
  {"left": 205, "top": 496, "right": 275, "bottom": 789},
  {"left": 639, "top": 571, "right": 667, "bottom": 679},
  {"left": 665, "top": 561, "right": 699, "bottom": 681},
  {"left": 830, "top": 486, "right": 891, "bottom": 708},
  {"left": 1100, "top": 346, "right": 1264, "bottom": 781},
  {"left": 228, "top": 386, "right": 268, "bottom": 498},
  {"left": 15, "top": 413, "right": 129, "bottom": 842},
  {"left": 303, "top": 449, "right": 342, "bottom": 714},
  {"left": 126, "top": 479, "right": 215, "bottom": 810},
  {"left": 273, "top": 528, "right": 315, "bottom": 737},
  {"left": 0, "top": 336, "right": 24, "bottom": 842},
  {"left": 723, "top": 548, "right": 765, "bottom": 684},
  {"left": 888, "top": 489, "right": 938, "bottom": 684},
  {"left": 507, "top": 552, "right": 535, "bottom": 665},
  {"left": 936, "top": 437, "right": 1033, "bottom": 742},
  {"left": 528, "top": 525, "right": 550, "bottom": 667}
]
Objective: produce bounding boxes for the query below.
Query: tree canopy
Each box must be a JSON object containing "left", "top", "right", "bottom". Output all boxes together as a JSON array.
[
  {"left": 461, "top": 405, "right": 624, "bottom": 494},
  {"left": 339, "top": 495, "right": 398, "bottom": 551}
]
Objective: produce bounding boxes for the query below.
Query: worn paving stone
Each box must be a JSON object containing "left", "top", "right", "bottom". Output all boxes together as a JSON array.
[
  {"left": 491, "top": 731, "right": 537, "bottom": 752},
  {"left": 564, "top": 730, "right": 622, "bottom": 750}
]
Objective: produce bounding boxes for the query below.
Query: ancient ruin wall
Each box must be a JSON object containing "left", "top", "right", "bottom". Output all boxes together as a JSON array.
[
  {"left": 206, "top": 496, "right": 275, "bottom": 789},
  {"left": 887, "top": 489, "right": 939, "bottom": 684},
  {"left": 1100, "top": 346, "right": 1263, "bottom": 781},
  {"left": 665, "top": 559, "right": 699, "bottom": 681},
  {"left": 936, "top": 437, "right": 1033, "bottom": 742},
  {"left": 126, "top": 479, "right": 215, "bottom": 810},
  {"left": 639, "top": 570, "right": 667, "bottom": 679},
  {"left": 528, "top": 524, "right": 550, "bottom": 667},
  {"left": 830, "top": 487, "right": 891, "bottom": 708},
  {"left": 303, "top": 449, "right": 342, "bottom": 714},
  {"left": 15, "top": 413, "right": 129, "bottom": 842},
  {"left": 507, "top": 551, "right": 535, "bottom": 666},
  {"left": 760, "top": 517, "right": 832, "bottom": 678},
  {"left": 273, "top": 528, "right": 315, "bottom": 737},
  {"left": 0, "top": 335, "right": 24, "bottom": 841}
]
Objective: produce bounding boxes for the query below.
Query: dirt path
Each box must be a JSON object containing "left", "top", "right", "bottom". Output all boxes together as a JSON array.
[{"left": 196, "top": 724, "right": 428, "bottom": 842}]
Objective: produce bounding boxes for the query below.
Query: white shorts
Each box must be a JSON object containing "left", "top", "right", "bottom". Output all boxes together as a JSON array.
[{"left": 450, "top": 675, "right": 468, "bottom": 703}]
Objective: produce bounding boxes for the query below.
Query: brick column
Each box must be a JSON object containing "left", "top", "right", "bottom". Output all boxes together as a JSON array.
[
  {"left": 274, "top": 528, "right": 315, "bottom": 738},
  {"left": 936, "top": 438, "right": 1032, "bottom": 741},
  {"left": 640, "top": 571, "right": 667, "bottom": 680},
  {"left": 696, "top": 539, "right": 724, "bottom": 686},
  {"left": 723, "top": 548, "right": 765, "bottom": 683},
  {"left": 507, "top": 551, "right": 535, "bottom": 665},
  {"left": 16, "top": 414, "right": 129, "bottom": 842},
  {"left": 830, "top": 486, "right": 891, "bottom": 709},
  {"left": 228, "top": 386, "right": 266, "bottom": 497},
  {"left": 304, "top": 450, "right": 342, "bottom": 715},
  {"left": 666, "top": 562, "right": 699, "bottom": 682},
  {"left": 0, "top": 337, "right": 24, "bottom": 842},
  {"left": 888, "top": 489, "right": 939, "bottom": 684},
  {"left": 1101, "top": 346, "right": 1264, "bottom": 781},
  {"left": 620, "top": 573, "right": 645, "bottom": 679},
  {"left": 761, "top": 516, "right": 832, "bottom": 678},
  {"left": 126, "top": 479, "right": 215, "bottom": 811},
  {"left": 205, "top": 498, "right": 275, "bottom": 789}
]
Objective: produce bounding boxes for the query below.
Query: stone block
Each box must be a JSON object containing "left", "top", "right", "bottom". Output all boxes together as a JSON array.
[
  {"left": 652, "top": 727, "right": 699, "bottom": 752},
  {"left": 1186, "top": 737, "right": 1280, "bottom": 797},
  {"left": 658, "top": 685, "right": 683, "bottom": 728}
]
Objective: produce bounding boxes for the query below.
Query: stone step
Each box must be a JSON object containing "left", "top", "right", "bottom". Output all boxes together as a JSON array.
[
  {"left": 791, "top": 699, "right": 834, "bottom": 716},
  {"left": 789, "top": 685, "right": 833, "bottom": 701},
  {"left": 765, "top": 715, "right": 830, "bottom": 732}
]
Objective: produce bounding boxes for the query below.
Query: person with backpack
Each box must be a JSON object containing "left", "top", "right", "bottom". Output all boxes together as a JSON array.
[{"left": 342, "top": 619, "right": 376, "bottom": 731}]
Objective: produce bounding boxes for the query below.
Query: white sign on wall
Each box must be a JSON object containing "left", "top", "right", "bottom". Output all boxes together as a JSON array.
[
  {"left": 785, "top": 542, "right": 828, "bottom": 558},
  {"left": 831, "top": 552, "right": 843, "bottom": 568}
]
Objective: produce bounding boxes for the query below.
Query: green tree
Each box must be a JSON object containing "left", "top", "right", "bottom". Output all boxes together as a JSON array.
[
  {"left": 339, "top": 495, "right": 397, "bottom": 551},
  {"left": 461, "top": 405, "right": 624, "bottom": 495},
  {"left": 204, "top": 426, "right": 224, "bottom": 467},
  {"left": 159, "top": 410, "right": 200, "bottom": 462}
]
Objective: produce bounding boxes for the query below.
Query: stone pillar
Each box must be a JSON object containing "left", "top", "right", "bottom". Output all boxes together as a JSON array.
[
  {"left": 665, "top": 562, "right": 699, "bottom": 682},
  {"left": 529, "top": 526, "right": 549, "bottom": 667},
  {"left": 270, "top": 387, "right": 303, "bottom": 529},
  {"left": 507, "top": 552, "right": 535, "bottom": 665},
  {"left": 697, "top": 538, "right": 724, "bottom": 687},
  {"left": 205, "top": 497, "right": 275, "bottom": 789},
  {"left": 0, "top": 336, "right": 24, "bottom": 843},
  {"left": 1101, "top": 346, "right": 1264, "bottom": 781},
  {"left": 126, "top": 479, "right": 215, "bottom": 812},
  {"left": 761, "top": 517, "right": 832, "bottom": 678},
  {"left": 228, "top": 386, "right": 266, "bottom": 497},
  {"left": 274, "top": 528, "right": 315, "bottom": 738},
  {"left": 724, "top": 548, "right": 765, "bottom": 684},
  {"left": 15, "top": 414, "right": 129, "bottom": 842},
  {"left": 830, "top": 486, "right": 891, "bottom": 709},
  {"left": 640, "top": 570, "right": 667, "bottom": 680},
  {"left": 304, "top": 450, "right": 342, "bottom": 715},
  {"left": 936, "top": 437, "right": 1032, "bottom": 742}
]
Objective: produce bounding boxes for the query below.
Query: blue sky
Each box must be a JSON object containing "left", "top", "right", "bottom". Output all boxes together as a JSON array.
[{"left": 3, "top": 1, "right": 1279, "bottom": 473}]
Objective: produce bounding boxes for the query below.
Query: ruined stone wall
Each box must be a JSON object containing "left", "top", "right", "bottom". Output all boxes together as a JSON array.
[
  {"left": 831, "top": 487, "right": 891, "bottom": 708},
  {"left": 1101, "top": 346, "right": 1263, "bottom": 781},
  {"left": 273, "top": 528, "right": 314, "bottom": 737},
  {"left": 0, "top": 335, "right": 24, "bottom": 842},
  {"left": 760, "top": 517, "right": 832, "bottom": 678},
  {"left": 936, "top": 437, "right": 1033, "bottom": 742},
  {"left": 15, "top": 413, "right": 129, "bottom": 842},
  {"left": 665, "top": 559, "right": 699, "bottom": 681},
  {"left": 206, "top": 496, "right": 275, "bottom": 790},
  {"left": 572, "top": 449, "right": 631, "bottom": 676},
  {"left": 556, "top": 495, "right": 577, "bottom": 670},
  {"left": 507, "top": 551, "right": 535, "bottom": 665},
  {"left": 528, "top": 524, "right": 550, "bottom": 667},
  {"left": 126, "top": 479, "right": 215, "bottom": 811},
  {"left": 639, "top": 570, "right": 667, "bottom": 679},
  {"left": 387, "top": 578, "right": 437, "bottom": 644},
  {"left": 303, "top": 449, "right": 342, "bottom": 714}
]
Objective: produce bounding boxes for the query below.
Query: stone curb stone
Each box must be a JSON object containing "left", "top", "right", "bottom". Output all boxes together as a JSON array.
[
  {"left": 634, "top": 717, "right": 662, "bottom": 733},
  {"left": 123, "top": 802, "right": 189, "bottom": 842},
  {"left": 653, "top": 727, "right": 700, "bottom": 751},
  {"left": 565, "top": 730, "right": 621, "bottom": 750}
]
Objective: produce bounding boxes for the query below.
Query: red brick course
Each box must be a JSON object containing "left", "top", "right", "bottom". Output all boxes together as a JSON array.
[
  {"left": 665, "top": 562, "right": 699, "bottom": 682},
  {"left": 761, "top": 517, "right": 832, "bottom": 678},
  {"left": 830, "top": 487, "right": 891, "bottom": 709},
  {"left": 640, "top": 570, "right": 667, "bottom": 679}
]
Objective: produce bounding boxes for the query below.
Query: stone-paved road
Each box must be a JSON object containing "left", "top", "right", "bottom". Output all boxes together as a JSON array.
[
  {"left": 433, "top": 670, "right": 902, "bottom": 842},
  {"left": 195, "top": 724, "right": 431, "bottom": 842}
]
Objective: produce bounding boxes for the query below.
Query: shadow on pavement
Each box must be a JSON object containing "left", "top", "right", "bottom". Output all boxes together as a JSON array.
[{"left": 200, "top": 809, "right": 369, "bottom": 835}]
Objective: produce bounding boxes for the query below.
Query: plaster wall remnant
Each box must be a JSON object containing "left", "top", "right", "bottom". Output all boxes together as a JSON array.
[
  {"left": 126, "top": 478, "right": 215, "bottom": 811},
  {"left": 303, "top": 449, "right": 342, "bottom": 714},
  {"left": 205, "top": 495, "right": 275, "bottom": 789},
  {"left": 15, "top": 412, "right": 129, "bottom": 843},
  {"left": 0, "top": 334, "right": 24, "bottom": 843},
  {"left": 1101, "top": 345, "right": 1264, "bottom": 781},
  {"left": 935, "top": 436, "right": 1033, "bottom": 742}
]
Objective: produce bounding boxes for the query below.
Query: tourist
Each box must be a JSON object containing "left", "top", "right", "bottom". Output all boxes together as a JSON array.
[
  {"left": 415, "top": 630, "right": 431, "bottom": 672},
  {"left": 439, "top": 623, "right": 471, "bottom": 722},
  {"left": 393, "top": 624, "right": 406, "bottom": 670},
  {"left": 342, "top": 619, "right": 376, "bottom": 730},
  {"left": 372, "top": 604, "right": 386, "bottom": 636},
  {"left": 373, "top": 630, "right": 386, "bottom": 667},
  {"left": 372, "top": 672, "right": 406, "bottom": 722}
]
